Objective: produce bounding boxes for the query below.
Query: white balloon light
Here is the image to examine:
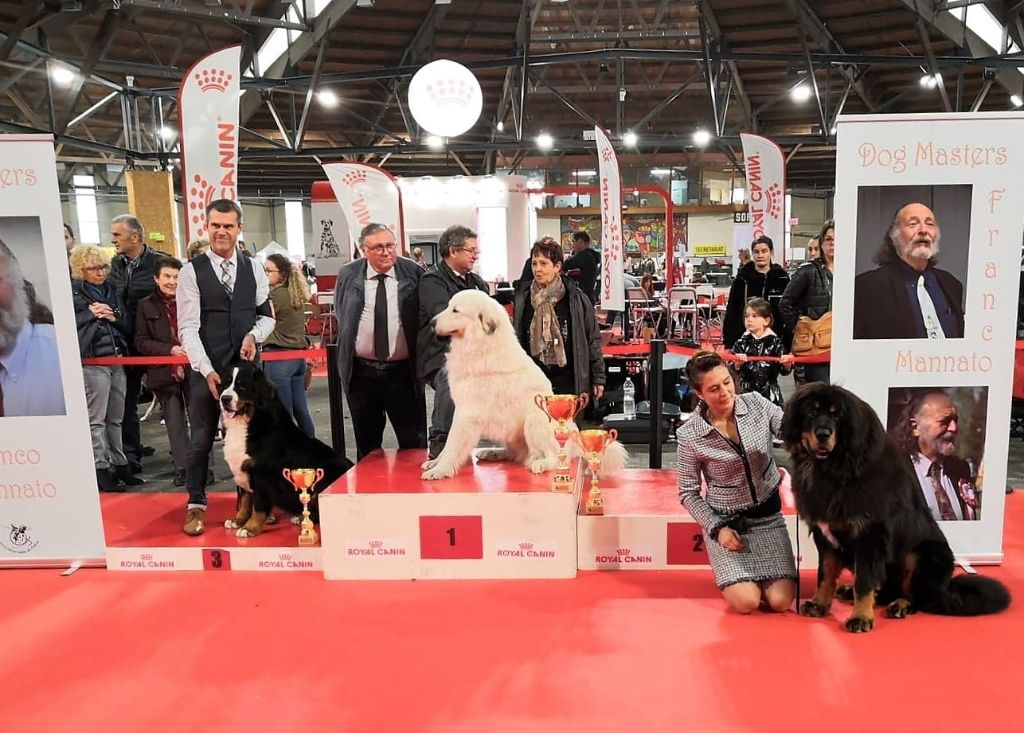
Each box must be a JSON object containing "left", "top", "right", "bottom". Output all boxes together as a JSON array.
[{"left": 407, "top": 59, "right": 483, "bottom": 137}]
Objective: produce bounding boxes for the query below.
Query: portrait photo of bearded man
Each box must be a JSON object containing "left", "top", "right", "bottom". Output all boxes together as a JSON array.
[{"left": 0, "top": 233, "right": 66, "bottom": 417}]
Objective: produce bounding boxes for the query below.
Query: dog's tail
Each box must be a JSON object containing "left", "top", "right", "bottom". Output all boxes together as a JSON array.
[
  {"left": 922, "top": 574, "right": 1011, "bottom": 616},
  {"left": 598, "top": 440, "right": 628, "bottom": 475}
]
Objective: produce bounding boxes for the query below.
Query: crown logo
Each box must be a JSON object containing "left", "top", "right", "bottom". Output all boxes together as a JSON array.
[
  {"left": 342, "top": 169, "right": 368, "bottom": 188},
  {"left": 601, "top": 147, "right": 614, "bottom": 162},
  {"left": 140, "top": 553, "right": 153, "bottom": 561},
  {"left": 188, "top": 174, "right": 215, "bottom": 235},
  {"left": 369, "top": 540, "right": 383, "bottom": 549},
  {"left": 278, "top": 553, "right": 292, "bottom": 562},
  {"left": 519, "top": 542, "right": 533, "bottom": 550},
  {"left": 423, "top": 79, "right": 477, "bottom": 107},
  {"left": 196, "top": 68, "right": 233, "bottom": 93},
  {"left": 616, "top": 548, "right": 631, "bottom": 556},
  {"left": 765, "top": 182, "right": 783, "bottom": 219}
]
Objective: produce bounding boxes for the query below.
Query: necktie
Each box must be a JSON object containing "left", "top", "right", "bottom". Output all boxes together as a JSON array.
[
  {"left": 220, "top": 259, "right": 233, "bottom": 295},
  {"left": 373, "top": 273, "right": 390, "bottom": 361},
  {"left": 928, "top": 462, "right": 957, "bottom": 520},
  {"left": 917, "top": 275, "right": 944, "bottom": 339}
]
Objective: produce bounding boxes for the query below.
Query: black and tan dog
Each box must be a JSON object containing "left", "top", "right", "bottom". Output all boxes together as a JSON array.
[
  {"left": 219, "top": 361, "right": 353, "bottom": 538},
  {"left": 782, "top": 383, "right": 1010, "bottom": 633}
]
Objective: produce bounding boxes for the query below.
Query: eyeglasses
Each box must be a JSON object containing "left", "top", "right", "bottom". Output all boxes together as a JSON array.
[
  {"left": 364, "top": 243, "right": 397, "bottom": 254},
  {"left": 264, "top": 268, "right": 280, "bottom": 274},
  {"left": 458, "top": 248, "right": 481, "bottom": 256},
  {"left": 83, "top": 264, "right": 110, "bottom": 272}
]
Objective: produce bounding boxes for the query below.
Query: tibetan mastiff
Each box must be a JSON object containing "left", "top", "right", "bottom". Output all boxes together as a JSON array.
[
  {"left": 219, "top": 361, "right": 353, "bottom": 538},
  {"left": 782, "top": 383, "right": 1010, "bottom": 632}
]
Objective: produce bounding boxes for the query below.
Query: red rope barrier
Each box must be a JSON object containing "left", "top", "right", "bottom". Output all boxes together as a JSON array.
[
  {"left": 601, "top": 342, "right": 831, "bottom": 364},
  {"left": 82, "top": 347, "right": 327, "bottom": 367}
]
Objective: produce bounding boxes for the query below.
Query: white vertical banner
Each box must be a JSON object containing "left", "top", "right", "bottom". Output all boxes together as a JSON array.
[
  {"left": 740, "top": 133, "right": 787, "bottom": 261},
  {"left": 595, "top": 127, "right": 624, "bottom": 311},
  {"left": 322, "top": 163, "right": 406, "bottom": 255},
  {"left": 178, "top": 45, "right": 241, "bottom": 242},
  {"left": 832, "top": 112, "right": 1024, "bottom": 563},
  {"left": 0, "top": 135, "right": 105, "bottom": 566}
]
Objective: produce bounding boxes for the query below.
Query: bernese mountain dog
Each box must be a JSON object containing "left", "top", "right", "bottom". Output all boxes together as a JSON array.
[
  {"left": 782, "top": 383, "right": 1010, "bottom": 632},
  {"left": 218, "top": 361, "right": 353, "bottom": 538}
]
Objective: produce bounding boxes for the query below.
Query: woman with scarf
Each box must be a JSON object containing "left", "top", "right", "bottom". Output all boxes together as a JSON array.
[
  {"left": 135, "top": 257, "right": 191, "bottom": 486},
  {"left": 513, "top": 238, "right": 605, "bottom": 402},
  {"left": 71, "top": 244, "right": 137, "bottom": 492}
]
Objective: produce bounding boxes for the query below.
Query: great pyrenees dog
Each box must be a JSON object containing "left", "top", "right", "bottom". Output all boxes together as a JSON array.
[{"left": 421, "top": 289, "right": 627, "bottom": 480}]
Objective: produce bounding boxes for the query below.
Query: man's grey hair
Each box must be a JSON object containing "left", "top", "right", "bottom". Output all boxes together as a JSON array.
[
  {"left": 0, "top": 236, "right": 28, "bottom": 354},
  {"left": 358, "top": 223, "right": 392, "bottom": 247},
  {"left": 438, "top": 225, "right": 477, "bottom": 258},
  {"left": 875, "top": 203, "right": 942, "bottom": 266},
  {"left": 112, "top": 213, "right": 145, "bottom": 241}
]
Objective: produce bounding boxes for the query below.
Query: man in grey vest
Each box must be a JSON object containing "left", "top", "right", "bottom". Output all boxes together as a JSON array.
[{"left": 176, "top": 199, "right": 274, "bottom": 536}]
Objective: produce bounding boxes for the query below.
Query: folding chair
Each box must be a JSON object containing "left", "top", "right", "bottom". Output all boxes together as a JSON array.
[{"left": 666, "top": 286, "right": 699, "bottom": 343}]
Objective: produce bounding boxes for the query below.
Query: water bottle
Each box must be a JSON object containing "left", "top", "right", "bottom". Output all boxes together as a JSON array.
[{"left": 623, "top": 377, "right": 636, "bottom": 420}]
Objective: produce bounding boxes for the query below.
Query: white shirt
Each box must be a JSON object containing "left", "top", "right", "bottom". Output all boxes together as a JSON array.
[
  {"left": 177, "top": 248, "right": 275, "bottom": 377},
  {"left": 0, "top": 323, "right": 67, "bottom": 417},
  {"left": 912, "top": 453, "right": 963, "bottom": 521},
  {"left": 355, "top": 265, "right": 409, "bottom": 361}
]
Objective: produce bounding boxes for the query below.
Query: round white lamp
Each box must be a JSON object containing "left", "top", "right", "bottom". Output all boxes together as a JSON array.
[{"left": 407, "top": 59, "right": 483, "bottom": 137}]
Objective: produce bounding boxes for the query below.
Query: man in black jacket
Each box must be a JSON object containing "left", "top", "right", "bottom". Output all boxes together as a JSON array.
[
  {"left": 108, "top": 214, "right": 163, "bottom": 472},
  {"left": 417, "top": 225, "right": 490, "bottom": 459},
  {"left": 853, "top": 202, "right": 964, "bottom": 339},
  {"left": 562, "top": 231, "right": 601, "bottom": 303}
]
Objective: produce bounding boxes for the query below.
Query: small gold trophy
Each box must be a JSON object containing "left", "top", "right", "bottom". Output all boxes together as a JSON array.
[
  {"left": 573, "top": 428, "right": 618, "bottom": 516},
  {"left": 534, "top": 393, "right": 589, "bottom": 492},
  {"left": 283, "top": 467, "right": 324, "bottom": 545}
]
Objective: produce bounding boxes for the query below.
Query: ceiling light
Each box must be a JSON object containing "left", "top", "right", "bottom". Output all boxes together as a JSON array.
[
  {"left": 51, "top": 64, "right": 75, "bottom": 86},
  {"left": 425, "top": 135, "right": 444, "bottom": 150},
  {"left": 790, "top": 84, "right": 811, "bottom": 103},
  {"left": 1011, "top": 94, "right": 1023, "bottom": 108},
  {"left": 574, "top": 170, "right": 597, "bottom": 177},
  {"left": 623, "top": 130, "right": 638, "bottom": 146},
  {"left": 536, "top": 132, "right": 554, "bottom": 151},
  {"left": 496, "top": 120, "right": 504, "bottom": 131},
  {"left": 650, "top": 168, "right": 671, "bottom": 176},
  {"left": 159, "top": 126, "right": 175, "bottom": 141},
  {"left": 316, "top": 89, "right": 339, "bottom": 108},
  {"left": 692, "top": 129, "right": 711, "bottom": 147},
  {"left": 920, "top": 73, "right": 941, "bottom": 89}
]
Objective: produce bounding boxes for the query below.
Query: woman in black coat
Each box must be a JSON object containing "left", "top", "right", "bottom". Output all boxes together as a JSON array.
[
  {"left": 779, "top": 220, "right": 835, "bottom": 384},
  {"left": 722, "top": 235, "right": 790, "bottom": 347}
]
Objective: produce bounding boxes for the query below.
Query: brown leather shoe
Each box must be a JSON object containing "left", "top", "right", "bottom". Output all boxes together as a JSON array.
[{"left": 183, "top": 507, "right": 206, "bottom": 536}]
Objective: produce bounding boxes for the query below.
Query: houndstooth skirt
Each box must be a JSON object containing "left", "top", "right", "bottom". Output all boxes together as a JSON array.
[{"left": 704, "top": 512, "right": 797, "bottom": 590}]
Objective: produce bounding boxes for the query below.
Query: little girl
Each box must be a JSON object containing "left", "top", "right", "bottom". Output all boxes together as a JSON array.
[{"left": 730, "top": 297, "right": 794, "bottom": 408}]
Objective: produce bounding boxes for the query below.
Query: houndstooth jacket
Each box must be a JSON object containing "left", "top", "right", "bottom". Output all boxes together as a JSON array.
[{"left": 676, "top": 392, "right": 784, "bottom": 536}]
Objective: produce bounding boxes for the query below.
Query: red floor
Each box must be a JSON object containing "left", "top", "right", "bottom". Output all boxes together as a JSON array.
[{"left": 3, "top": 494, "right": 1023, "bottom": 732}]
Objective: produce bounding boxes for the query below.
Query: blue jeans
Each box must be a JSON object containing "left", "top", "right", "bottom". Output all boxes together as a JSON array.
[{"left": 263, "top": 357, "right": 316, "bottom": 438}]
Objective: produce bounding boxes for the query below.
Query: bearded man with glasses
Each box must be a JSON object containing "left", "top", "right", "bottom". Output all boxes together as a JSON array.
[{"left": 334, "top": 222, "right": 427, "bottom": 459}]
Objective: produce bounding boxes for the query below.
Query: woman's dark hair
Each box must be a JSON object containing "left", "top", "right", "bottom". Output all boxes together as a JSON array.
[
  {"left": 816, "top": 219, "right": 834, "bottom": 247},
  {"left": 684, "top": 350, "right": 726, "bottom": 390},
  {"left": 751, "top": 235, "right": 773, "bottom": 252},
  {"left": 63, "top": 223, "right": 75, "bottom": 240},
  {"left": 530, "top": 237, "right": 563, "bottom": 265},
  {"left": 744, "top": 296, "right": 773, "bottom": 325},
  {"left": 154, "top": 256, "right": 182, "bottom": 277},
  {"left": 267, "top": 252, "right": 293, "bottom": 282}
]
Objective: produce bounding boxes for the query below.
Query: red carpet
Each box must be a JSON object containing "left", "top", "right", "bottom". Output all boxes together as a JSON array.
[{"left": 3, "top": 495, "right": 1023, "bottom": 732}]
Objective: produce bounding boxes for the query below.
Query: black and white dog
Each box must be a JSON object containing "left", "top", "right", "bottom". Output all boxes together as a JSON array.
[{"left": 218, "top": 361, "right": 353, "bottom": 538}]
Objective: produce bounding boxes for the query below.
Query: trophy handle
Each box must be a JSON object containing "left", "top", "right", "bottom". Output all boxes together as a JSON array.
[
  {"left": 605, "top": 428, "right": 618, "bottom": 447},
  {"left": 313, "top": 467, "right": 325, "bottom": 486},
  {"left": 534, "top": 394, "right": 551, "bottom": 420},
  {"left": 574, "top": 393, "right": 590, "bottom": 417},
  {"left": 282, "top": 468, "right": 293, "bottom": 482}
]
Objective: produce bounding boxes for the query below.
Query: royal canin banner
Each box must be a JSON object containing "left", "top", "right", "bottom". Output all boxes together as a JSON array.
[
  {"left": 321, "top": 163, "right": 405, "bottom": 254},
  {"left": 740, "top": 133, "right": 786, "bottom": 261},
  {"left": 595, "top": 127, "right": 624, "bottom": 311},
  {"left": 178, "top": 45, "right": 241, "bottom": 243}
]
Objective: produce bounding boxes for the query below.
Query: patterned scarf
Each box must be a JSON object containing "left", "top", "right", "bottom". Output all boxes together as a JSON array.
[
  {"left": 529, "top": 276, "right": 567, "bottom": 367},
  {"left": 158, "top": 290, "right": 184, "bottom": 381}
]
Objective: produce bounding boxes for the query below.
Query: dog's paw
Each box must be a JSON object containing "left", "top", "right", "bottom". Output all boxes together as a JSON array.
[
  {"left": 235, "top": 525, "right": 261, "bottom": 538},
  {"left": 835, "top": 584, "right": 854, "bottom": 603},
  {"left": 799, "top": 600, "right": 830, "bottom": 618},
  {"left": 265, "top": 513, "right": 278, "bottom": 525},
  {"left": 289, "top": 515, "right": 301, "bottom": 525},
  {"left": 421, "top": 458, "right": 439, "bottom": 470},
  {"left": 224, "top": 519, "right": 241, "bottom": 529},
  {"left": 476, "top": 448, "right": 509, "bottom": 462},
  {"left": 528, "top": 458, "right": 552, "bottom": 474},
  {"left": 886, "top": 599, "right": 915, "bottom": 619},
  {"left": 844, "top": 614, "right": 875, "bottom": 633},
  {"left": 421, "top": 464, "right": 457, "bottom": 480}
]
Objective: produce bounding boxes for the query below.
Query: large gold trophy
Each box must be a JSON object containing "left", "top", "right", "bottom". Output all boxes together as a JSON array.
[
  {"left": 573, "top": 428, "right": 618, "bottom": 516},
  {"left": 283, "top": 467, "right": 324, "bottom": 545},
  {"left": 534, "top": 393, "right": 589, "bottom": 492}
]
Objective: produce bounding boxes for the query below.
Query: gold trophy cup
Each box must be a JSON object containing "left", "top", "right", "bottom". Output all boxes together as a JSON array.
[
  {"left": 283, "top": 467, "right": 325, "bottom": 545},
  {"left": 573, "top": 428, "right": 617, "bottom": 516},
  {"left": 534, "top": 393, "right": 589, "bottom": 492}
]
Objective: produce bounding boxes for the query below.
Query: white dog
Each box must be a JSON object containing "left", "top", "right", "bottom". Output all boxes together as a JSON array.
[{"left": 421, "top": 289, "right": 627, "bottom": 480}]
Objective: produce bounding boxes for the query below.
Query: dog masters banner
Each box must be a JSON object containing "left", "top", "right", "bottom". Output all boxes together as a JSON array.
[
  {"left": 322, "top": 163, "right": 406, "bottom": 255},
  {"left": 595, "top": 127, "right": 624, "bottom": 311},
  {"left": 831, "top": 112, "right": 1024, "bottom": 563},
  {"left": 0, "top": 135, "right": 105, "bottom": 566},
  {"left": 178, "top": 45, "right": 241, "bottom": 243},
  {"left": 740, "top": 133, "right": 786, "bottom": 262}
]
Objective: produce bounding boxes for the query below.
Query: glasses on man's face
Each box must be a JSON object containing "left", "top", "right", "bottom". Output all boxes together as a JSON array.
[
  {"left": 459, "top": 248, "right": 481, "bottom": 256},
  {"left": 365, "top": 243, "right": 397, "bottom": 254},
  {"left": 84, "top": 264, "right": 110, "bottom": 272}
]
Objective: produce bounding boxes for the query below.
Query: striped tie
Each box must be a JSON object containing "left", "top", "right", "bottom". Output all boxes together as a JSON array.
[{"left": 220, "top": 259, "right": 233, "bottom": 294}]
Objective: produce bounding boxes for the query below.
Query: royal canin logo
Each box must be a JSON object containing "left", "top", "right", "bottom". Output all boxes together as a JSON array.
[
  {"left": 140, "top": 553, "right": 153, "bottom": 561},
  {"left": 763, "top": 182, "right": 783, "bottom": 219},
  {"left": 495, "top": 541, "right": 556, "bottom": 559},
  {"left": 601, "top": 147, "right": 614, "bottom": 162},
  {"left": 257, "top": 551, "right": 314, "bottom": 569},
  {"left": 423, "top": 79, "right": 475, "bottom": 105},
  {"left": 347, "top": 539, "right": 406, "bottom": 557},
  {"left": 594, "top": 548, "right": 654, "bottom": 564},
  {"left": 195, "top": 68, "right": 233, "bottom": 93},
  {"left": 342, "top": 169, "right": 368, "bottom": 188},
  {"left": 188, "top": 173, "right": 216, "bottom": 235}
]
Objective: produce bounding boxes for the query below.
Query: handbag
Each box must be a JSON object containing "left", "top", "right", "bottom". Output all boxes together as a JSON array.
[{"left": 792, "top": 311, "right": 832, "bottom": 355}]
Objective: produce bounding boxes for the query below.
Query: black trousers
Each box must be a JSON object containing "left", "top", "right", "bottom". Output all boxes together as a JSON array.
[
  {"left": 122, "top": 366, "right": 144, "bottom": 465},
  {"left": 346, "top": 360, "right": 426, "bottom": 460},
  {"left": 184, "top": 370, "right": 221, "bottom": 506}
]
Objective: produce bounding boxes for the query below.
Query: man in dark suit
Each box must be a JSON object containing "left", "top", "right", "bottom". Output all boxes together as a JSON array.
[
  {"left": 853, "top": 202, "right": 965, "bottom": 339},
  {"left": 335, "top": 223, "right": 426, "bottom": 460},
  {"left": 562, "top": 230, "right": 600, "bottom": 304},
  {"left": 898, "top": 390, "right": 979, "bottom": 521},
  {"left": 176, "top": 199, "right": 275, "bottom": 536}
]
